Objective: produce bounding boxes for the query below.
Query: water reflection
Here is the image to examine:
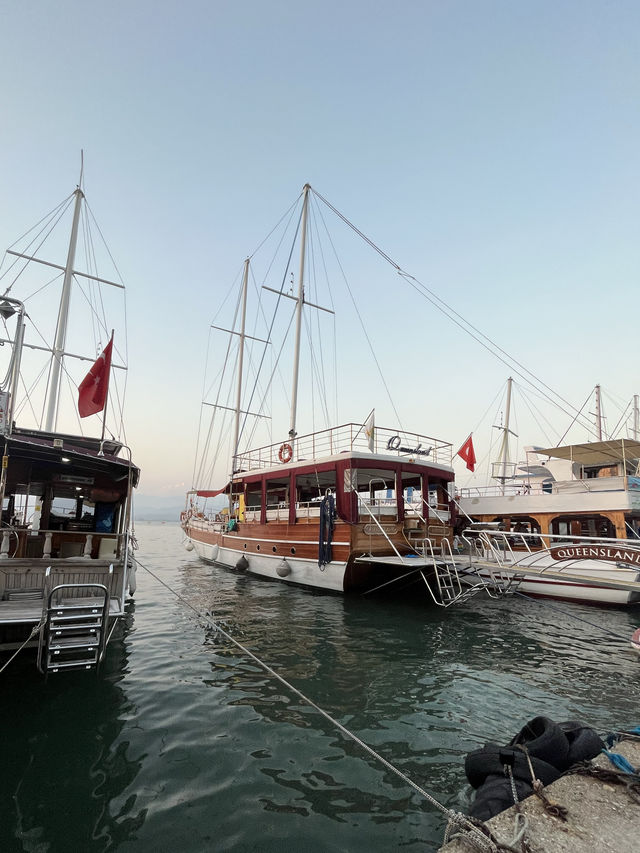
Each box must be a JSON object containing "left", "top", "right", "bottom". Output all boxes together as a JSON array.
[
  {"left": 0, "top": 605, "right": 147, "bottom": 853},
  {"left": 178, "top": 556, "right": 640, "bottom": 838}
]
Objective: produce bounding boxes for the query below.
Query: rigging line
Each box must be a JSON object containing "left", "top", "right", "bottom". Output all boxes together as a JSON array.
[
  {"left": 21, "top": 271, "right": 65, "bottom": 304},
  {"left": 195, "top": 290, "right": 244, "bottom": 486},
  {"left": 302, "top": 308, "right": 331, "bottom": 429},
  {"left": 515, "top": 387, "right": 555, "bottom": 448},
  {"left": 399, "top": 270, "right": 599, "bottom": 439},
  {"left": 5, "top": 193, "right": 73, "bottom": 252},
  {"left": 243, "top": 307, "right": 297, "bottom": 453},
  {"left": 1, "top": 197, "right": 75, "bottom": 296},
  {"left": 13, "top": 362, "right": 49, "bottom": 424},
  {"left": 85, "top": 199, "right": 131, "bottom": 386},
  {"left": 236, "top": 207, "right": 303, "bottom": 454},
  {"left": 307, "top": 200, "right": 339, "bottom": 424},
  {"left": 311, "top": 187, "right": 598, "bottom": 438},
  {"left": 248, "top": 265, "right": 288, "bottom": 400},
  {"left": 513, "top": 379, "right": 561, "bottom": 445},
  {"left": 248, "top": 191, "right": 303, "bottom": 261},
  {"left": 133, "top": 556, "right": 489, "bottom": 837},
  {"left": 84, "top": 200, "right": 127, "bottom": 288},
  {"left": 82, "top": 206, "right": 106, "bottom": 353},
  {"left": 555, "top": 387, "right": 595, "bottom": 447},
  {"left": 62, "top": 368, "right": 85, "bottom": 437},
  {"left": 192, "top": 327, "right": 216, "bottom": 488},
  {"left": 608, "top": 398, "right": 632, "bottom": 440},
  {"left": 306, "top": 211, "right": 331, "bottom": 424},
  {"left": 312, "top": 201, "right": 405, "bottom": 431}
]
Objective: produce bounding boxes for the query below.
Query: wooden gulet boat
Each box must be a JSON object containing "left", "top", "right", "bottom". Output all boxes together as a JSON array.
[
  {"left": 182, "top": 185, "right": 458, "bottom": 596},
  {"left": 0, "top": 179, "right": 139, "bottom": 672}
]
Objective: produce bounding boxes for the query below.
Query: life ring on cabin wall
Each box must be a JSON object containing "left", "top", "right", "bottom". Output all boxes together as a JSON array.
[{"left": 278, "top": 442, "right": 293, "bottom": 463}]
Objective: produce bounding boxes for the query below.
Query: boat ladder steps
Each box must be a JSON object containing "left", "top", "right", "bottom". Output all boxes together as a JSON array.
[{"left": 37, "top": 580, "right": 111, "bottom": 674}]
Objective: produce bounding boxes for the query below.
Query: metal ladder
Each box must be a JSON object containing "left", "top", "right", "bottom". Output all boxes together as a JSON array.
[
  {"left": 420, "top": 538, "right": 488, "bottom": 607},
  {"left": 37, "top": 568, "right": 113, "bottom": 674}
]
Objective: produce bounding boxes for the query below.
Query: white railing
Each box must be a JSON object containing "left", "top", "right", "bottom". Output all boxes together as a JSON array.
[
  {"left": 459, "top": 475, "right": 635, "bottom": 500},
  {"left": 234, "top": 423, "right": 453, "bottom": 472}
]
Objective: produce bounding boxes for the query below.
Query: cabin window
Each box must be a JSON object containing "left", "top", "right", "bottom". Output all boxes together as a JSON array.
[
  {"left": 295, "top": 469, "right": 337, "bottom": 519},
  {"left": 550, "top": 515, "right": 615, "bottom": 540},
  {"left": 348, "top": 468, "right": 397, "bottom": 521},
  {"left": 265, "top": 477, "right": 289, "bottom": 522},
  {"left": 245, "top": 484, "right": 262, "bottom": 521},
  {"left": 402, "top": 473, "right": 423, "bottom": 522}
]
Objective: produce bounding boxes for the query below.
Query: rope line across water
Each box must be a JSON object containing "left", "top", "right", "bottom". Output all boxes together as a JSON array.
[{"left": 135, "top": 555, "right": 499, "bottom": 852}]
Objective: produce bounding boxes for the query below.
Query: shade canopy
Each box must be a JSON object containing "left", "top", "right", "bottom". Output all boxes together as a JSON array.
[{"left": 532, "top": 439, "right": 640, "bottom": 466}]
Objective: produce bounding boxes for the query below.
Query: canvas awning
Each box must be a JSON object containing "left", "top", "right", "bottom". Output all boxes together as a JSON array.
[
  {"left": 532, "top": 439, "right": 640, "bottom": 466},
  {"left": 195, "top": 488, "right": 227, "bottom": 498}
]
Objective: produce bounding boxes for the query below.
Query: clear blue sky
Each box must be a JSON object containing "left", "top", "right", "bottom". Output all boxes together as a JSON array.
[{"left": 1, "top": 1, "right": 638, "bottom": 494}]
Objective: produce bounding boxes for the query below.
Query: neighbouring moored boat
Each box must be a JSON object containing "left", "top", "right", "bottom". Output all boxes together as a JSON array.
[
  {"left": 457, "top": 379, "right": 640, "bottom": 604},
  {"left": 181, "top": 184, "right": 459, "bottom": 597},
  {"left": 0, "top": 173, "right": 139, "bottom": 672}
]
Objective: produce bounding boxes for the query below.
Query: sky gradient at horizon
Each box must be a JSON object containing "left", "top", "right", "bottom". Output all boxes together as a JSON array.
[{"left": 1, "top": 1, "right": 638, "bottom": 495}]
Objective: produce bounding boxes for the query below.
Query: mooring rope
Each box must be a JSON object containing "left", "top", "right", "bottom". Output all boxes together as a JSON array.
[
  {"left": 0, "top": 617, "right": 45, "bottom": 675},
  {"left": 134, "top": 555, "right": 503, "bottom": 851}
]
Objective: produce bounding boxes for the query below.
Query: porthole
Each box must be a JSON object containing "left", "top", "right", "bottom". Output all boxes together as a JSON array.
[
  {"left": 272, "top": 546, "right": 277, "bottom": 552},
  {"left": 290, "top": 547, "right": 296, "bottom": 555},
  {"left": 256, "top": 545, "right": 260, "bottom": 551},
  {"left": 243, "top": 543, "right": 247, "bottom": 549}
]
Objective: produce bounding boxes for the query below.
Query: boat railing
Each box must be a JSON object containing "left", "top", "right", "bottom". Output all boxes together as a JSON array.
[
  {"left": 461, "top": 527, "right": 640, "bottom": 574},
  {"left": 235, "top": 423, "right": 453, "bottom": 471},
  {"left": 0, "top": 528, "right": 123, "bottom": 561},
  {"left": 460, "top": 474, "right": 634, "bottom": 500}
]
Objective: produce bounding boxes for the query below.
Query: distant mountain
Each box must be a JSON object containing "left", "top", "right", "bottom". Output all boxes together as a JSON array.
[
  {"left": 133, "top": 493, "right": 227, "bottom": 522},
  {"left": 134, "top": 495, "right": 185, "bottom": 522}
]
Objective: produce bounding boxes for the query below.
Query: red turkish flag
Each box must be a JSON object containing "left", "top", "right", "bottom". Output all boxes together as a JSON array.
[
  {"left": 78, "top": 337, "right": 113, "bottom": 418},
  {"left": 456, "top": 435, "right": 476, "bottom": 472}
]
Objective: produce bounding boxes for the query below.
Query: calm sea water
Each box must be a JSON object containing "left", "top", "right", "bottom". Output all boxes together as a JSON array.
[{"left": 2, "top": 522, "right": 639, "bottom": 852}]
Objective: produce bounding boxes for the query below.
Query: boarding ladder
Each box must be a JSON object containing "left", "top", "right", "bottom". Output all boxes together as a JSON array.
[
  {"left": 419, "top": 538, "right": 490, "bottom": 607},
  {"left": 36, "top": 567, "right": 113, "bottom": 674},
  {"left": 460, "top": 531, "right": 525, "bottom": 596}
]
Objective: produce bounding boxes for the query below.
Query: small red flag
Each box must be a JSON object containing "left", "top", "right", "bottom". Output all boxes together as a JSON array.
[
  {"left": 456, "top": 435, "right": 476, "bottom": 472},
  {"left": 78, "top": 337, "right": 113, "bottom": 418}
]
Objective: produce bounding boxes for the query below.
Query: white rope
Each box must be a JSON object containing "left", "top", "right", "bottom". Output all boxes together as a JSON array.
[
  {"left": 0, "top": 618, "right": 44, "bottom": 675},
  {"left": 134, "top": 555, "right": 498, "bottom": 852}
]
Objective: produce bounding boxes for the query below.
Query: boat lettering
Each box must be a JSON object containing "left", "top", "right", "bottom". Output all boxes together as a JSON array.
[
  {"left": 549, "top": 545, "right": 640, "bottom": 567},
  {"left": 386, "top": 435, "right": 432, "bottom": 456}
]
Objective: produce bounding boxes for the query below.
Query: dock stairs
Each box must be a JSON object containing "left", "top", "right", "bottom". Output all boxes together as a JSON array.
[{"left": 36, "top": 567, "right": 113, "bottom": 674}]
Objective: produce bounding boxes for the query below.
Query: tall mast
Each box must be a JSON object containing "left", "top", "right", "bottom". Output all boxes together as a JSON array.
[
  {"left": 44, "top": 186, "right": 84, "bottom": 432},
  {"left": 498, "top": 376, "right": 513, "bottom": 496},
  {"left": 633, "top": 394, "right": 639, "bottom": 441},
  {"left": 231, "top": 259, "right": 250, "bottom": 471},
  {"left": 594, "top": 383, "right": 602, "bottom": 441},
  {"left": 288, "top": 183, "right": 310, "bottom": 443}
]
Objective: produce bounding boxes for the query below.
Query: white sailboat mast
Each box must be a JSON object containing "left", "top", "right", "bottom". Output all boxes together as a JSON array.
[
  {"left": 634, "top": 394, "right": 639, "bottom": 441},
  {"left": 44, "top": 186, "right": 84, "bottom": 432},
  {"left": 595, "top": 384, "right": 603, "bottom": 441},
  {"left": 232, "top": 258, "right": 250, "bottom": 470},
  {"left": 498, "top": 376, "right": 513, "bottom": 496},
  {"left": 288, "top": 183, "right": 310, "bottom": 443}
]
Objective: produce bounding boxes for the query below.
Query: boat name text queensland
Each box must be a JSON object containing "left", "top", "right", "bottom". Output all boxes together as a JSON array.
[
  {"left": 550, "top": 545, "right": 640, "bottom": 567},
  {"left": 386, "top": 436, "right": 432, "bottom": 456}
]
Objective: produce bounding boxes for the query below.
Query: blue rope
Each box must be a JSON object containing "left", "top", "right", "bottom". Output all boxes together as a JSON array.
[{"left": 602, "top": 749, "right": 638, "bottom": 775}]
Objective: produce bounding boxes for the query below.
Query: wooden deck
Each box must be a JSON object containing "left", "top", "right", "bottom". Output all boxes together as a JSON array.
[{"left": 0, "top": 596, "right": 123, "bottom": 624}]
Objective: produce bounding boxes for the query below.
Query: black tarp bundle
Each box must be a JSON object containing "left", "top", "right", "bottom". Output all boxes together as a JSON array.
[{"left": 465, "top": 716, "right": 604, "bottom": 821}]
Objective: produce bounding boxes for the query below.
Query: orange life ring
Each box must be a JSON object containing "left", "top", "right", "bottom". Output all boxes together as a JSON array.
[{"left": 278, "top": 442, "right": 293, "bottom": 463}]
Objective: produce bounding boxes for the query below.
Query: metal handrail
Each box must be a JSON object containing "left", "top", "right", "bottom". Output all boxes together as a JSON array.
[{"left": 37, "top": 565, "right": 113, "bottom": 673}]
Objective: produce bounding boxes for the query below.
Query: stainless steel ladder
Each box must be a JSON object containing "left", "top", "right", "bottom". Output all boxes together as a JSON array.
[{"left": 37, "top": 568, "right": 113, "bottom": 674}]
